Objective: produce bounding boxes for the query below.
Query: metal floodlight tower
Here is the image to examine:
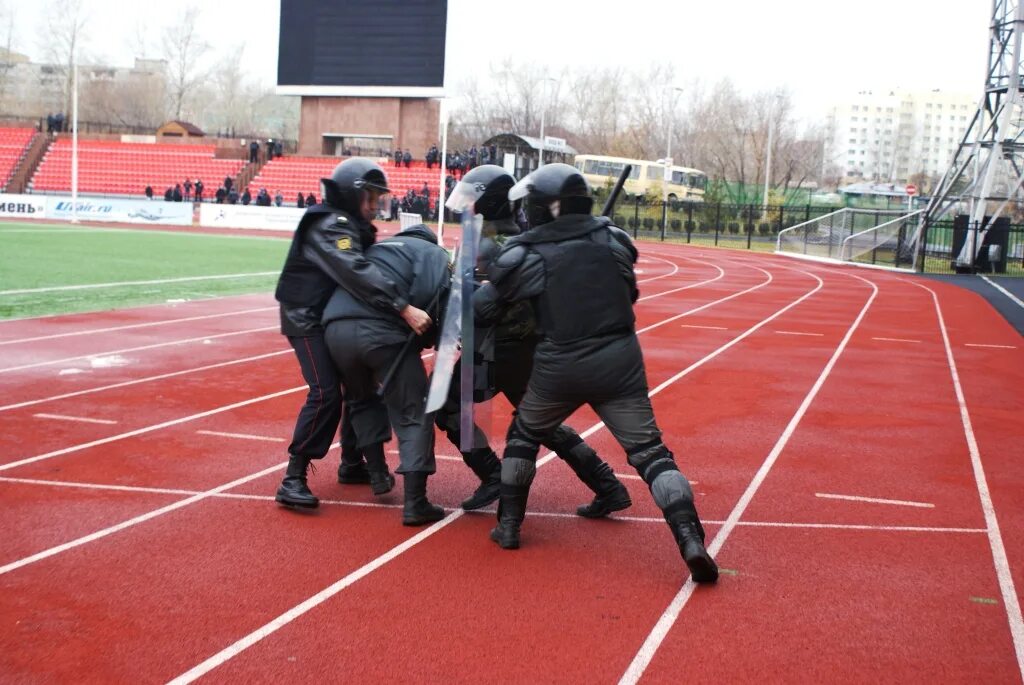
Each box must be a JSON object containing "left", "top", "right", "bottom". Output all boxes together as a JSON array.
[{"left": 921, "top": 0, "right": 1024, "bottom": 267}]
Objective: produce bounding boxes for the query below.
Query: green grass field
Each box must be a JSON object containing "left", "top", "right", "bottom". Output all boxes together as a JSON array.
[{"left": 0, "top": 223, "right": 289, "bottom": 319}]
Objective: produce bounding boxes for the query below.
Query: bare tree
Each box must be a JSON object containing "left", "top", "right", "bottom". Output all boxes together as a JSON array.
[
  {"left": 38, "top": 0, "right": 89, "bottom": 117},
  {"left": 163, "top": 5, "right": 209, "bottom": 120}
]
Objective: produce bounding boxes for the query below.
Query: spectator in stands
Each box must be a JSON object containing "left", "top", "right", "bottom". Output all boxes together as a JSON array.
[
  {"left": 173, "top": 184, "right": 183, "bottom": 202},
  {"left": 164, "top": 187, "right": 173, "bottom": 201},
  {"left": 480, "top": 146, "right": 490, "bottom": 166},
  {"left": 216, "top": 186, "right": 226, "bottom": 204},
  {"left": 145, "top": 185, "right": 153, "bottom": 200},
  {"left": 54, "top": 112, "right": 65, "bottom": 133},
  {"left": 426, "top": 144, "right": 438, "bottom": 169},
  {"left": 403, "top": 148, "right": 412, "bottom": 168},
  {"left": 46, "top": 113, "right": 54, "bottom": 134},
  {"left": 468, "top": 145, "right": 478, "bottom": 170},
  {"left": 228, "top": 187, "right": 239, "bottom": 204},
  {"left": 183, "top": 179, "right": 193, "bottom": 201},
  {"left": 225, "top": 175, "right": 234, "bottom": 193},
  {"left": 266, "top": 138, "right": 275, "bottom": 162},
  {"left": 296, "top": 192, "right": 305, "bottom": 208},
  {"left": 257, "top": 188, "right": 271, "bottom": 206},
  {"left": 242, "top": 188, "right": 252, "bottom": 205},
  {"left": 306, "top": 191, "right": 316, "bottom": 207},
  {"left": 421, "top": 182, "right": 429, "bottom": 203},
  {"left": 390, "top": 195, "right": 399, "bottom": 220},
  {"left": 249, "top": 141, "right": 259, "bottom": 164},
  {"left": 275, "top": 190, "right": 284, "bottom": 207},
  {"left": 195, "top": 179, "right": 204, "bottom": 203},
  {"left": 275, "top": 141, "right": 283, "bottom": 158},
  {"left": 393, "top": 148, "right": 402, "bottom": 167}
]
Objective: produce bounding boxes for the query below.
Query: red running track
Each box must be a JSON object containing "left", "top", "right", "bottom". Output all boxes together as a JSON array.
[{"left": 0, "top": 244, "right": 1021, "bottom": 683}]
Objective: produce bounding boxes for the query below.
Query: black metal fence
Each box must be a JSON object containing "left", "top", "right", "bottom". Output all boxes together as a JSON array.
[{"left": 918, "top": 219, "right": 1024, "bottom": 276}]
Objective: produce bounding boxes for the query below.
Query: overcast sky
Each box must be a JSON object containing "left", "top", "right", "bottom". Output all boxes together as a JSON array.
[{"left": 8, "top": 0, "right": 990, "bottom": 120}]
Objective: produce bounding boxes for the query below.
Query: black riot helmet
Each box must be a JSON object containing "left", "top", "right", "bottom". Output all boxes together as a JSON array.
[
  {"left": 444, "top": 164, "right": 515, "bottom": 220},
  {"left": 507, "top": 163, "right": 593, "bottom": 228},
  {"left": 320, "top": 158, "right": 390, "bottom": 216}
]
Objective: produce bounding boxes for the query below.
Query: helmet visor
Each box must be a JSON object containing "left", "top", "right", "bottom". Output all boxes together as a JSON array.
[
  {"left": 444, "top": 180, "right": 485, "bottom": 212},
  {"left": 507, "top": 174, "right": 534, "bottom": 203}
]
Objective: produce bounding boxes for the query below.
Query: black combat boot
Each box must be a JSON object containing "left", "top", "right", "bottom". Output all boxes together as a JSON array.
[
  {"left": 558, "top": 441, "right": 632, "bottom": 518},
  {"left": 489, "top": 484, "right": 530, "bottom": 549},
  {"left": 402, "top": 472, "right": 445, "bottom": 526},
  {"left": 362, "top": 443, "right": 395, "bottom": 495},
  {"left": 275, "top": 455, "right": 319, "bottom": 509},
  {"left": 460, "top": 449, "right": 502, "bottom": 511},
  {"left": 665, "top": 502, "right": 718, "bottom": 583},
  {"left": 337, "top": 459, "right": 370, "bottom": 485}
]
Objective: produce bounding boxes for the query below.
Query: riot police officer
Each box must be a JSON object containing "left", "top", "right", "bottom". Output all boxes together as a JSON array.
[
  {"left": 439, "top": 165, "right": 632, "bottom": 516},
  {"left": 274, "top": 158, "right": 431, "bottom": 509},
  {"left": 322, "top": 223, "right": 450, "bottom": 525},
  {"left": 477, "top": 163, "right": 718, "bottom": 583}
]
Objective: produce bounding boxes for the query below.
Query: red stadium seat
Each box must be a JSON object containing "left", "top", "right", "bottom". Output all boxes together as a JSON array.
[{"left": 0, "top": 127, "right": 38, "bottom": 190}]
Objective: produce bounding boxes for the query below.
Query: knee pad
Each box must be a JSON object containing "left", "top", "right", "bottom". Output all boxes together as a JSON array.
[
  {"left": 627, "top": 440, "right": 678, "bottom": 486},
  {"left": 500, "top": 456, "right": 536, "bottom": 487},
  {"left": 649, "top": 471, "right": 694, "bottom": 510},
  {"left": 505, "top": 416, "right": 542, "bottom": 456},
  {"left": 549, "top": 425, "right": 583, "bottom": 452}
]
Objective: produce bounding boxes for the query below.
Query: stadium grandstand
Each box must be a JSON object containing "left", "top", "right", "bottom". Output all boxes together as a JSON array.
[
  {"left": 250, "top": 156, "right": 441, "bottom": 209},
  {"left": 0, "top": 128, "right": 38, "bottom": 191},
  {"left": 28, "top": 140, "right": 246, "bottom": 196}
]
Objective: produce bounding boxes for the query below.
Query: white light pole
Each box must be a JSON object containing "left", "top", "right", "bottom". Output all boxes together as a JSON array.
[
  {"left": 660, "top": 86, "right": 683, "bottom": 236},
  {"left": 762, "top": 93, "right": 783, "bottom": 212},
  {"left": 436, "top": 96, "right": 454, "bottom": 247},
  {"left": 71, "top": 48, "right": 79, "bottom": 224},
  {"left": 537, "top": 77, "right": 557, "bottom": 169}
]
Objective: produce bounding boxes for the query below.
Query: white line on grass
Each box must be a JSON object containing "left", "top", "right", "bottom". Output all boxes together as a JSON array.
[
  {"left": 0, "top": 306, "right": 277, "bottom": 347},
  {"left": 167, "top": 265, "right": 826, "bottom": 684},
  {"left": 980, "top": 275, "right": 1024, "bottom": 310},
  {"left": 195, "top": 430, "right": 285, "bottom": 443},
  {"left": 0, "top": 386, "right": 305, "bottom": 472},
  {"left": 0, "top": 350, "right": 290, "bottom": 413},
  {"left": 33, "top": 413, "right": 118, "bottom": 425},
  {"left": 914, "top": 281, "right": 1024, "bottom": 680},
  {"left": 0, "top": 272, "right": 278, "bottom": 296},
  {"left": 0, "top": 325, "right": 278, "bottom": 374},
  {"left": 815, "top": 492, "right": 934, "bottom": 508},
  {"left": 618, "top": 272, "right": 876, "bottom": 685}
]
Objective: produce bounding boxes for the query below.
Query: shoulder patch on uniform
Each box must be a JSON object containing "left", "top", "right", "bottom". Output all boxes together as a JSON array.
[{"left": 336, "top": 236, "right": 352, "bottom": 250}]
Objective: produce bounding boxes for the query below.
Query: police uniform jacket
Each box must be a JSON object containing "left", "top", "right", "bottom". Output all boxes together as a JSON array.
[
  {"left": 474, "top": 214, "right": 646, "bottom": 399},
  {"left": 274, "top": 205, "right": 407, "bottom": 337},
  {"left": 321, "top": 224, "right": 450, "bottom": 350}
]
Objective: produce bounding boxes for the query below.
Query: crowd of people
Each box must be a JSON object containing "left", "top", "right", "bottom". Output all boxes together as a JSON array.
[{"left": 145, "top": 176, "right": 318, "bottom": 208}]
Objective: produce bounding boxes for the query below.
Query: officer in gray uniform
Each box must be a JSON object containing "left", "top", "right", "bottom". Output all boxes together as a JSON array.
[
  {"left": 477, "top": 163, "right": 718, "bottom": 583},
  {"left": 438, "top": 165, "right": 632, "bottom": 517},
  {"left": 322, "top": 223, "right": 451, "bottom": 526},
  {"left": 274, "top": 158, "right": 430, "bottom": 509}
]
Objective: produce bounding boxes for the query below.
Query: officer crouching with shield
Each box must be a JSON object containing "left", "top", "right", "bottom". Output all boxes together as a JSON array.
[
  {"left": 322, "top": 222, "right": 451, "bottom": 526},
  {"left": 274, "top": 159, "right": 429, "bottom": 508},
  {"left": 439, "top": 165, "right": 632, "bottom": 518},
  {"left": 476, "top": 163, "right": 718, "bottom": 583}
]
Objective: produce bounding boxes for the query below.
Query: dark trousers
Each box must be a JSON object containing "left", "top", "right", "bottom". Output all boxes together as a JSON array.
[
  {"left": 325, "top": 322, "right": 435, "bottom": 474},
  {"left": 287, "top": 334, "right": 343, "bottom": 459}
]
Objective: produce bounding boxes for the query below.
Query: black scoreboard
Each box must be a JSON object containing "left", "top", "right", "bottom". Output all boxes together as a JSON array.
[{"left": 278, "top": 0, "right": 447, "bottom": 91}]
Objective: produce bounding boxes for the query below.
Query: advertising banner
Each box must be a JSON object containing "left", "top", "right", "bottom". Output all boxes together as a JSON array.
[
  {"left": 0, "top": 193, "right": 47, "bottom": 219},
  {"left": 199, "top": 203, "right": 305, "bottom": 231},
  {"left": 45, "top": 197, "right": 194, "bottom": 225}
]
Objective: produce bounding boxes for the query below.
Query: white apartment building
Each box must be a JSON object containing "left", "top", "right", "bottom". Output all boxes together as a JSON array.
[{"left": 825, "top": 89, "right": 976, "bottom": 184}]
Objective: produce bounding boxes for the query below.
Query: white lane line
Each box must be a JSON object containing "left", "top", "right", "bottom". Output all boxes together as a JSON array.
[
  {"left": 0, "top": 325, "right": 278, "bottom": 374},
  {"left": 680, "top": 324, "right": 727, "bottom": 330},
  {"left": 0, "top": 271, "right": 278, "bottom": 296},
  {"left": 0, "top": 461, "right": 289, "bottom": 576},
  {"left": 872, "top": 336, "right": 921, "bottom": 344},
  {"left": 0, "top": 306, "right": 277, "bottom": 347},
  {"left": 637, "top": 261, "right": 726, "bottom": 302},
  {"left": 0, "top": 350, "right": 291, "bottom": 413},
  {"left": 965, "top": 343, "right": 1018, "bottom": 350},
  {"left": 168, "top": 265, "right": 826, "bottom": 684},
  {"left": 619, "top": 273, "right": 875, "bottom": 685},
  {"left": 196, "top": 430, "right": 286, "bottom": 443},
  {"left": 915, "top": 281, "right": 1024, "bottom": 679},
  {"left": 636, "top": 266, "right": 774, "bottom": 336},
  {"left": 0, "top": 386, "right": 305, "bottom": 472},
  {"left": 636, "top": 255, "right": 681, "bottom": 285},
  {"left": 815, "top": 492, "right": 935, "bottom": 509},
  {"left": 33, "top": 413, "right": 118, "bottom": 426},
  {"left": 775, "top": 330, "right": 823, "bottom": 337},
  {"left": 0, "top": 476, "right": 989, "bottom": 536},
  {"left": 980, "top": 275, "right": 1024, "bottom": 310}
]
